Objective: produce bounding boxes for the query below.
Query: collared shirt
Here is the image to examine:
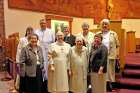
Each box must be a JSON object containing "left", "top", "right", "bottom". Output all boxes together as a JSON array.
[
  {"left": 102, "top": 31, "right": 110, "bottom": 50},
  {"left": 33, "top": 48, "right": 41, "bottom": 65},
  {"left": 78, "top": 31, "right": 95, "bottom": 51},
  {"left": 65, "top": 34, "right": 70, "bottom": 37},
  {"left": 35, "top": 28, "right": 55, "bottom": 46}
]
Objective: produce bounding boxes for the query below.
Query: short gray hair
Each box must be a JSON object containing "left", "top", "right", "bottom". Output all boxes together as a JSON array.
[
  {"left": 82, "top": 22, "right": 89, "bottom": 28},
  {"left": 100, "top": 19, "right": 110, "bottom": 25},
  {"left": 75, "top": 36, "right": 84, "bottom": 42},
  {"left": 40, "top": 19, "right": 46, "bottom": 24},
  {"left": 56, "top": 31, "right": 64, "bottom": 36},
  {"left": 63, "top": 25, "right": 69, "bottom": 28}
]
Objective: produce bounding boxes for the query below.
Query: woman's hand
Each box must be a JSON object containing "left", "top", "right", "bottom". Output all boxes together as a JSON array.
[
  {"left": 98, "top": 66, "right": 104, "bottom": 75},
  {"left": 68, "top": 70, "right": 72, "bottom": 77},
  {"left": 50, "top": 64, "right": 55, "bottom": 72},
  {"left": 42, "top": 68, "right": 46, "bottom": 75},
  {"left": 98, "top": 69, "right": 103, "bottom": 75},
  {"left": 48, "top": 53, "right": 52, "bottom": 61}
]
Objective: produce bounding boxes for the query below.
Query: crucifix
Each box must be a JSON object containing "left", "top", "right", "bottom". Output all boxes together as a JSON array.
[
  {"left": 61, "top": 47, "right": 64, "bottom": 52},
  {"left": 107, "top": 0, "right": 114, "bottom": 19}
]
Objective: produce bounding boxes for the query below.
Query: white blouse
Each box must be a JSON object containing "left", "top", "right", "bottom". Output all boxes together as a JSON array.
[{"left": 102, "top": 31, "right": 110, "bottom": 50}]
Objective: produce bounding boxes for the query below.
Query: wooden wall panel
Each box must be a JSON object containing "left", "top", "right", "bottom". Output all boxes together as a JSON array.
[
  {"left": 110, "top": 0, "right": 140, "bottom": 20},
  {"left": 126, "top": 31, "right": 136, "bottom": 53},
  {"left": 0, "top": 0, "right": 5, "bottom": 71},
  {"left": 8, "top": 0, "right": 107, "bottom": 23},
  {"left": 8, "top": 0, "right": 140, "bottom": 23},
  {"left": 136, "top": 38, "right": 140, "bottom": 53}
]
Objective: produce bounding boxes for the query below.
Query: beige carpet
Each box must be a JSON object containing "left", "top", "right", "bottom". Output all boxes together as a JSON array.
[{"left": 0, "top": 72, "right": 17, "bottom": 93}]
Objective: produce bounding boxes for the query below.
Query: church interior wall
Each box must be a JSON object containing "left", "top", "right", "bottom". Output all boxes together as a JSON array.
[
  {"left": 4, "top": 0, "right": 45, "bottom": 37},
  {"left": 4, "top": 0, "right": 140, "bottom": 38},
  {"left": 122, "top": 19, "right": 140, "bottom": 38},
  {"left": 4, "top": 0, "right": 94, "bottom": 37}
]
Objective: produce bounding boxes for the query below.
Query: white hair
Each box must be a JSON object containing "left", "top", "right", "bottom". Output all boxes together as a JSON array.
[
  {"left": 82, "top": 22, "right": 89, "bottom": 28},
  {"left": 63, "top": 25, "right": 69, "bottom": 28},
  {"left": 56, "top": 31, "right": 64, "bottom": 36},
  {"left": 75, "top": 36, "right": 84, "bottom": 42},
  {"left": 100, "top": 19, "right": 110, "bottom": 25}
]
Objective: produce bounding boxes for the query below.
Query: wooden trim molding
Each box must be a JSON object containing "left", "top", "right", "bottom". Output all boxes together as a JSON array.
[
  {"left": 45, "top": 14, "right": 73, "bottom": 22},
  {"left": 45, "top": 14, "right": 73, "bottom": 33}
]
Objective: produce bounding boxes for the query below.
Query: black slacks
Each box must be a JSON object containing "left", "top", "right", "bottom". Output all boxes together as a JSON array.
[
  {"left": 19, "top": 76, "right": 26, "bottom": 93},
  {"left": 19, "top": 65, "right": 43, "bottom": 93}
]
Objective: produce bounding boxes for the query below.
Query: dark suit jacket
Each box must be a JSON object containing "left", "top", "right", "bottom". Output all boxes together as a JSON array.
[
  {"left": 89, "top": 44, "right": 108, "bottom": 73},
  {"left": 64, "top": 34, "right": 76, "bottom": 46}
]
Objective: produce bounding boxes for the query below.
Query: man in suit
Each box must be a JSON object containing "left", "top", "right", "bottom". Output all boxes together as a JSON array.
[{"left": 63, "top": 25, "right": 75, "bottom": 46}]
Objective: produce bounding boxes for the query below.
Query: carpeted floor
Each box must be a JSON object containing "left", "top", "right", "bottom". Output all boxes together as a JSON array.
[
  {"left": 108, "top": 89, "right": 140, "bottom": 93},
  {"left": 0, "top": 80, "right": 9, "bottom": 93},
  {"left": 0, "top": 72, "right": 14, "bottom": 93}
]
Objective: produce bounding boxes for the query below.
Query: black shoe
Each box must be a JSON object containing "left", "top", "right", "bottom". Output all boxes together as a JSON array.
[
  {"left": 111, "top": 82, "right": 118, "bottom": 90},
  {"left": 69, "top": 91, "right": 73, "bottom": 93},
  {"left": 107, "top": 82, "right": 112, "bottom": 92}
]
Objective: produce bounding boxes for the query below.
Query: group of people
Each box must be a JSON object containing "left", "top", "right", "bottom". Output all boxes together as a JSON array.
[{"left": 15, "top": 18, "right": 119, "bottom": 93}]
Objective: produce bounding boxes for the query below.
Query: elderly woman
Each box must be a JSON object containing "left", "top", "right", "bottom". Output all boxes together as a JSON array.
[
  {"left": 89, "top": 34, "right": 108, "bottom": 93},
  {"left": 48, "top": 31, "right": 71, "bottom": 93},
  {"left": 97, "top": 19, "right": 120, "bottom": 91},
  {"left": 19, "top": 34, "right": 44, "bottom": 93},
  {"left": 78, "top": 23, "right": 95, "bottom": 50},
  {"left": 16, "top": 26, "right": 34, "bottom": 92},
  {"left": 69, "top": 36, "right": 88, "bottom": 93}
]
